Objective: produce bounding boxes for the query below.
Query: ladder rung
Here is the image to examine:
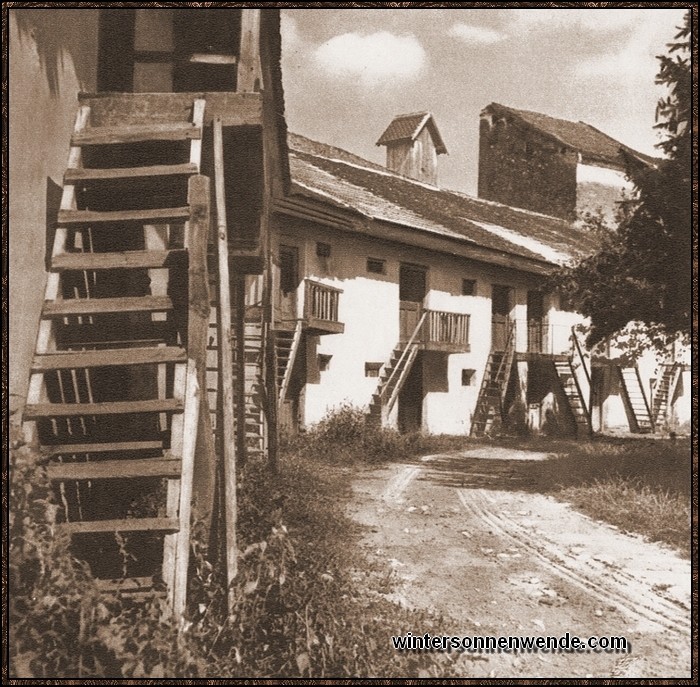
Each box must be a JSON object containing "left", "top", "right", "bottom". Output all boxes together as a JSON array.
[
  {"left": 33, "top": 346, "right": 186, "bottom": 370},
  {"left": 43, "top": 295, "right": 173, "bottom": 317},
  {"left": 58, "top": 207, "right": 190, "bottom": 226},
  {"left": 48, "top": 458, "right": 181, "bottom": 481},
  {"left": 72, "top": 123, "right": 202, "bottom": 146},
  {"left": 25, "top": 398, "right": 183, "bottom": 419},
  {"left": 52, "top": 249, "right": 186, "bottom": 271},
  {"left": 45, "top": 440, "right": 164, "bottom": 456},
  {"left": 65, "top": 163, "right": 198, "bottom": 183},
  {"left": 58, "top": 517, "right": 179, "bottom": 535}
]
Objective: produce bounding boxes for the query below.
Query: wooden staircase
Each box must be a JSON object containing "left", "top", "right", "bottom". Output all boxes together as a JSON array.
[
  {"left": 553, "top": 359, "right": 592, "bottom": 437},
  {"left": 618, "top": 366, "right": 654, "bottom": 433},
  {"left": 368, "top": 312, "right": 426, "bottom": 427},
  {"left": 23, "top": 99, "right": 207, "bottom": 616},
  {"left": 470, "top": 323, "right": 516, "bottom": 438},
  {"left": 651, "top": 363, "right": 681, "bottom": 429},
  {"left": 276, "top": 321, "right": 303, "bottom": 407}
]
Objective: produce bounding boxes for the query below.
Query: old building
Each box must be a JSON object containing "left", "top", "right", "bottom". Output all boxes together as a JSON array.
[{"left": 478, "top": 102, "right": 658, "bottom": 221}]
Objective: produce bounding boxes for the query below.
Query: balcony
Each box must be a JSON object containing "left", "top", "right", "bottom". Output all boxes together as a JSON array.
[
  {"left": 400, "top": 306, "right": 470, "bottom": 353},
  {"left": 303, "top": 279, "right": 345, "bottom": 335}
]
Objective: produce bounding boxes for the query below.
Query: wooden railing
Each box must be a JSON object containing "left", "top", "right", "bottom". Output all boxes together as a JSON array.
[
  {"left": 304, "top": 279, "right": 342, "bottom": 323},
  {"left": 421, "top": 310, "right": 470, "bottom": 347}
]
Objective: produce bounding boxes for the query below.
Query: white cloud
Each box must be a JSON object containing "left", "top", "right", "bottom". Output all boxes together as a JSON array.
[
  {"left": 575, "top": 9, "right": 686, "bottom": 80},
  {"left": 510, "top": 8, "right": 646, "bottom": 32},
  {"left": 313, "top": 31, "right": 426, "bottom": 87},
  {"left": 449, "top": 23, "right": 506, "bottom": 45}
]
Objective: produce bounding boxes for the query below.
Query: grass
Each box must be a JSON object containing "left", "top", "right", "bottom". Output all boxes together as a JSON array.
[{"left": 492, "top": 435, "right": 692, "bottom": 557}]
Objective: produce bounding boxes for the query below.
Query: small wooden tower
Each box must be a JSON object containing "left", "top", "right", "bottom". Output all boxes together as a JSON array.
[{"left": 376, "top": 112, "right": 447, "bottom": 186}]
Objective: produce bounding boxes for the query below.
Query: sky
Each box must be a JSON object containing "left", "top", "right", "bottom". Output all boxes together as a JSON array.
[{"left": 280, "top": 8, "right": 687, "bottom": 195}]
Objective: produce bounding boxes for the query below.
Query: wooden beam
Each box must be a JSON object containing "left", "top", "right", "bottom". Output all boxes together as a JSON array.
[
  {"left": 58, "top": 206, "right": 190, "bottom": 226},
  {"left": 186, "top": 175, "right": 217, "bottom": 528},
  {"left": 43, "top": 295, "right": 173, "bottom": 317},
  {"left": 72, "top": 123, "right": 202, "bottom": 146},
  {"left": 51, "top": 249, "right": 186, "bottom": 272},
  {"left": 33, "top": 346, "right": 186, "bottom": 371},
  {"left": 214, "top": 118, "right": 238, "bottom": 611},
  {"left": 48, "top": 459, "right": 181, "bottom": 481},
  {"left": 64, "top": 163, "right": 197, "bottom": 183},
  {"left": 237, "top": 9, "right": 262, "bottom": 93},
  {"left": 59, "top": 518, "right": 179, "bottom": 535},
  {"left": 44, "top": 440, "right": 163, "bottom": 456},
  {"left": 235, "top": 277, "right": 248, "bottom": 467},
  {"left": 25, "top": 398, "right": 182, "bottom": 419}
]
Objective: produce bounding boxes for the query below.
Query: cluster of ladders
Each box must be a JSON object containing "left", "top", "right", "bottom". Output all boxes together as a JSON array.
[{"left": 24, "top": 99, "right": 208, "bottom": 617}]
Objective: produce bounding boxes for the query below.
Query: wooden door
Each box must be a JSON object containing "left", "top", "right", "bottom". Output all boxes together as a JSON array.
[
  {"left": 399, "top": 263, "right": 426, "bottom": 342},
  {"left": 276, "top": 245, "right": 299, "bottom": 326},
  {"left": 527, "top": 290, "right": 545, "bottom": 353},
  {"left": 491, "top": 284, "right": 512, "bottom": 351}
]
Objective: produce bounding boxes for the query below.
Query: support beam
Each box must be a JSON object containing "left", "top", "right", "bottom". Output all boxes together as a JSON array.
[
  {"left": 214, "top": 118, "right": 238, "bottom": 611},
  {"left": 237, "top": 9, "right": 262, "bottom": 92}
]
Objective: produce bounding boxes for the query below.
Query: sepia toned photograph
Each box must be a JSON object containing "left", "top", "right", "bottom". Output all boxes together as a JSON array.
[{"left": 5, "top": 4, "right": 694, "bottom": 681}]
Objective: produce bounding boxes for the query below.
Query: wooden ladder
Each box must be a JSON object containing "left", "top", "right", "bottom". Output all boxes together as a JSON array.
[
  {"left": 369, "top": 312, "right": 427, "bottom": 426},
  {"left": 553, "top": 359, "right": 592, "bottom": 437},
  {"left": 618, "top": 366, "right": 654, "bottom": 433},
  {"left": 277, "top": 320, "right": 303, "bottom": 408},
  {"left": 470, "top": 322, "right": 515, "bottom": 438},
  {"left": 651, "top": 362, "right": 681, "bottom": 429},
  {"left": 23, "top": 99, "right": 207, "bottom": 617}
]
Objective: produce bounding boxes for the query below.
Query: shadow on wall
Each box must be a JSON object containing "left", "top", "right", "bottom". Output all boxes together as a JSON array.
[{"left": 12, "top": 8, "right": 98, "bottom": 96}]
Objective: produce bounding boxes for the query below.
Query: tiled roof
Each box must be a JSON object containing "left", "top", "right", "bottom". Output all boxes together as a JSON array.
[
  {"left": 484, "top": 103, "right": 657, "bottom": 168},
  {"left": 287, "top": 134, "right": 599, "bottom": 269},
  {"left": 376, "top": 112, "right": 448, "bottom": 154}
]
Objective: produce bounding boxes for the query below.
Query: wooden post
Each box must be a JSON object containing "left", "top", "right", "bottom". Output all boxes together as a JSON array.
[
  {"left": 237, "top": 9, "right": 262, "bottom": 93},
  {"left": 214, "top": 118, "right": 238, "bottom": 609},
  {"left": 173, "top": 360, "right": 200, "bottom": 618},
  {"left": 186, "top": 175, "right": 217, "bottom": 527},
  {"left": 235, "top": 276, "right": 248, "bottom": 467}
]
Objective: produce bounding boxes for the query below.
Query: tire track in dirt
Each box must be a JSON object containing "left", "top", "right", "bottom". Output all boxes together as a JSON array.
[
  {"left": 457, "top": 489, "right": 689, "bottom": 636},
  {"left": 383, "top": 466, "right": 422, "bottom": 502}
]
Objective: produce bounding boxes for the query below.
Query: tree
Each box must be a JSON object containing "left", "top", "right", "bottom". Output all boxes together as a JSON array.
[{"left": 555, "top": 12, "right": 692, "bottom": 356}]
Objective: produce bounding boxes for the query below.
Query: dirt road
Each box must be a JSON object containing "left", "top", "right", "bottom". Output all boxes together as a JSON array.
[{"left": 348, "top": 446, "right": 691, "bottom": 679}]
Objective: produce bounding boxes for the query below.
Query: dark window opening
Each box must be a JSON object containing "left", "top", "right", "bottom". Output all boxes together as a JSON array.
[
  {"left": 367, "top": 258, "right": 386, "bottom": 275},
  {"left": 462, "top": 279, "right": 476, "bottom": 296},
  {"left": 365, "top": 362, "right": 382, "bottom": 378},
  {"left": 492, "top": 284, "right": 512, "bottom": 316},
  {"left": 462, "top": 369, "right": 476, "bottom": 386},
  {"left": 280, "top": 245, "right": 299, "bottom": 295},
  {"left": 316, "top": 242, "right": 331, "bottom": 258},
  {"left": 318, "top": 354, "right": 332, "bottom": 372},
  {"left": 399, "top": 263, "right": 427, "bottom": 302}
]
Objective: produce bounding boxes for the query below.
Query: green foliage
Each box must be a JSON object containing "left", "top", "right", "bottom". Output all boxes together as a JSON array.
[
  {"left": 286, "top": 402, "right": 468, "bottom": 464},
  {"left": 555, "top": 12, "right": 691, "bottom": 356},
  {"left": 9, "top": 424, "right": 463, "bottom": 678}
]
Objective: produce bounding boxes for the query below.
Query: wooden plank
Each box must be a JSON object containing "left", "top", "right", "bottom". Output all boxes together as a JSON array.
[
  {"left": 65, "top": 163, "right": 197, "bottom": 183},
  {"left": 237, "top": 9, "right": 262, "bottom": 92},
  {"left": 48, "top": 458, "right": 182, "bottom": 481},
  {"left": 59, "top": 518, "right": 179, "bottom": 535},
  {"left": 214, "top": 118, "right": 238, "bottom": 610},
  {"left": 58, "top": 206, "right": 190, "bottom": 226},
  {"left": 33, "top": 346, "right": 186, "bottom": 371},
  {"left": 43, "top": 295, "right": 173, "bottom": 317},
  {"left": 172, "top": 362, "right": 199, "bottom": 618},
  {"left": 190, "top": 100, "right": 206, "bottom": 170},
  {"left": 25, "top": 398, "right": 183, "bottom": 419},
  {"left": 72, "top": 123, "right": 202, "bottom": 146},
  {"left": 52, "top": 249, "right": 186, "bottom": 272},
  {"left": 44, "top": 440, "right": 163, "bottom": 456},
  {"left": 80, "top": 91, "right": 261, "bottom": 128},
  {"left": 186, "top": 175, "right": 217, "bottom": 526}
]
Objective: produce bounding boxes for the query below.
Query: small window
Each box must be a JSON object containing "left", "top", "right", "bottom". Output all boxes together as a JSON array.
[
  {"left": 318, "top": 354, "right": 332, "bottom": 372},
  {"left": 316, "top": 242, "right": 331, "bottom": 258},
  {"left": 462, "top": 369, "right": 476, "bottom": 386},
  {"left": 462, "top": 279, "right": 476, "bottom": 296},
  {"left": 365, "top": 362, "right": 382, "bottom": 378},
  {"left": 367, "top": 258, "right": 386, "bottom": 275}
]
